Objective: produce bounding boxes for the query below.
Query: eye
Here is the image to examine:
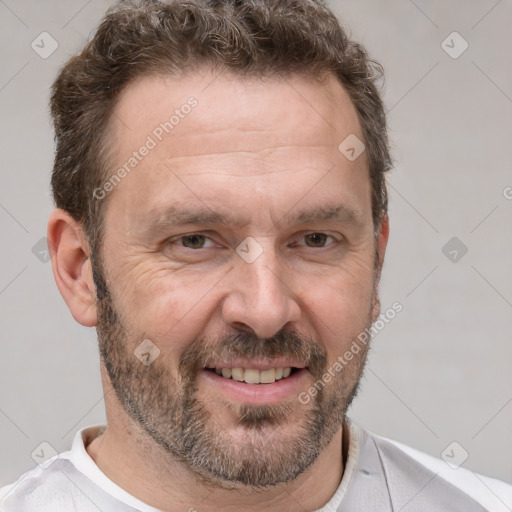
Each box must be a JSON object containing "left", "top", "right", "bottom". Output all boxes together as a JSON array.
[
  {"left": 175, "top": 234, "right": 216, "bottom": 249},
  {"left": 296, "top": 233, "right": 337, "bottom": 248}
]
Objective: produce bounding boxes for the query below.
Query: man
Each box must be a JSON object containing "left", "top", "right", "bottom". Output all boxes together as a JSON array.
[{"left": 1, "top": 0, "right": 510, "bottom": 510}]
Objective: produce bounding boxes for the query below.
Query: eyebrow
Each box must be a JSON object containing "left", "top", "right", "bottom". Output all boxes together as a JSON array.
[
  {"left": 140, "top": 203, "right": 364, "bottom": 235},
  {"left": 292, "top": 204, "right": 363, "bottom": 226}
]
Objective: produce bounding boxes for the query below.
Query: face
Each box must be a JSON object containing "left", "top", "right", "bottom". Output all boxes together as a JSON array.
[{"left": 92, "top": 70, "right": 387, "bottom": 488}]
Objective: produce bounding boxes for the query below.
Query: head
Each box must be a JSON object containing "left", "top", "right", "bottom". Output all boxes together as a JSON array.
[{"left": 48, "top": 0, "right": 391, "bottom": 490}]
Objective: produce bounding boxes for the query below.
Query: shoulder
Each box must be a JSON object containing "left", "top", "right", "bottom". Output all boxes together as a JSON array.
[
  {"left": 0, "top": 456, "right": 90, "bottom": 510},
  {"left": 0, "top": 425, "right": 155, "bottom": 512},
  {"left": 0, "top": 456, "right": 141, "bottom": 511},
  {"left": 367, "top": 429, "right": 512, "bottom": 512}
]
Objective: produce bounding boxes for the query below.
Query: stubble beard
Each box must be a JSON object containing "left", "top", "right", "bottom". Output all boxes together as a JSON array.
[{"left": 92, "top": 251, "right": 376, "bottom": 490}]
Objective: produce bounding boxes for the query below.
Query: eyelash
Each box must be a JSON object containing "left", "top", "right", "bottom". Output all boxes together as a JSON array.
[{"left": 169, "top": 232, "right": 340, "bottom": 250}]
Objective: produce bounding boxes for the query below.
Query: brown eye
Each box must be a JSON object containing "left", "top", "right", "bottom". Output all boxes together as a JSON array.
[
  {"left": 304, "top": 233, "right": 330, "bottom": 247},
  {"left": 179, "top": 235, "right": 207, "bottom": 249}
]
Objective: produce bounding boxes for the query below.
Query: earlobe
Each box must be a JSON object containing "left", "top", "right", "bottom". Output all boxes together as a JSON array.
[
  {"left": 371, "top": 216, "right": 390, "bottom": 323},
  {"left": 371, "top": 296, "right": 381, "bottom": 323},
  {"left": 376, "top": 216, "right": 390, "bottom": 271},
  {"left": 47, "top": 209, "right": 98, "bottom": 327}
]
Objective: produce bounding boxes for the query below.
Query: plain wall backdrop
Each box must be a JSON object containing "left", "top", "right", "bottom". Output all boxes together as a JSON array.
[{"left": 1, "top": 0, "right": 511, "bottom": 486}]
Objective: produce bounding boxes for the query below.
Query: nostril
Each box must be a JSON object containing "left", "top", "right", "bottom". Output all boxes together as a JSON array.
[{"left": 231, "top": 322, "right": 255, "bottom": 335}]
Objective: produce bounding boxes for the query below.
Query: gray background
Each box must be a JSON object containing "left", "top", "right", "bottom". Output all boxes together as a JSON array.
[{"left": 1, "top": 0, "right": 511, "bottom": 487}]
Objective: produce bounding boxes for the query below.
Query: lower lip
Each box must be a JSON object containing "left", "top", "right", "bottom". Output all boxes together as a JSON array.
[{"left": 200, "top": 369, "right": 308, "bottom": 405}]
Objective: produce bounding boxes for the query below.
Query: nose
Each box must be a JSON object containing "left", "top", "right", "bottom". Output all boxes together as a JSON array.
[{"left": 221, "top": 244, "right": 301, "bottom": 339}]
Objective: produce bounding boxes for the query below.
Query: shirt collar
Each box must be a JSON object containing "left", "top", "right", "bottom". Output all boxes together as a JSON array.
[{"left": 65, "top": 417, "right": 365, "bottom": 512}]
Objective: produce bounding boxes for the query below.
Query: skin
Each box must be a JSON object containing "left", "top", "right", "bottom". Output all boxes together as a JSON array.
[{"left": 48, "top": 70, "right": 389, "bottom": 511}]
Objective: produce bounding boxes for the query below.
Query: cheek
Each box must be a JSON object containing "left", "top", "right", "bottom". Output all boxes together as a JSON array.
[
  {"left": 108, "top": 257, "right": 220, "bottom": 351},
  {"left": 302, "top": 248, "right": 374, "bottom": 293},
  {"left": 297, "top": 258, "right": 375, "bottom": 349}
]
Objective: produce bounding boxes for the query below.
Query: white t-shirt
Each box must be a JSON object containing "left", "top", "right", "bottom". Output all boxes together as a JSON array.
[{"left": 1, "top": 418, "right": 511, "bottom": 511}]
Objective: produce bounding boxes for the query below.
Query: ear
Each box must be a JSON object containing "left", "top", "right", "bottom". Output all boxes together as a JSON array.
[
  {"left": 371, "top": 216, "right": 390, "bottom": 323},
  {"left": 47, "top": 209, "right": 97, "bottom": 327}
]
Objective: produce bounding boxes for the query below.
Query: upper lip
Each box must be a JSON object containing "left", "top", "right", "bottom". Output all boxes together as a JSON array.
[{"left": 204, "top": 359, "right": 307, "bottom": 372}]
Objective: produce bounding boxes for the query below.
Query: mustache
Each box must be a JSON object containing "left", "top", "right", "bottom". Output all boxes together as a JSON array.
[{"left": 179, "top": 329, "right": 328, "bottom": 379}]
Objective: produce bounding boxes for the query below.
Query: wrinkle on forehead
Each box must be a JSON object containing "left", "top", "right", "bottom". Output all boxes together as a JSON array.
[
  {"left": 108, "top": 71, "right": 362, "bottom": 164},
  {"left": 101, "top": 71, "right": 371, "bottom": 234}
]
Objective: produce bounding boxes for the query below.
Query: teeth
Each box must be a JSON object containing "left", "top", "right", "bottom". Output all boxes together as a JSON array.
[
  {"left": 259, "top": 368, "right": 276, "bottom": 383},
  {"left": 211, "top": 367, "right": 294, "bottom": 384},
  {"left": 243, "top": 369, "right": 260, "bottom": 384},
  {"left": 231, "top": 368, "right": 244, "bottom": 382}
]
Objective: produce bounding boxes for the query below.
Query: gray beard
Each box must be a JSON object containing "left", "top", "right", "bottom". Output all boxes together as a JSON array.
[{"left": 92, "top": 255, "right": 373, "bottom": 489}]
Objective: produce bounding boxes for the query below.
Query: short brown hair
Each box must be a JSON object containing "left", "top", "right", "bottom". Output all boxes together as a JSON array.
[{"left": 50, "top": 0, "right": 391, "bottom": 254}]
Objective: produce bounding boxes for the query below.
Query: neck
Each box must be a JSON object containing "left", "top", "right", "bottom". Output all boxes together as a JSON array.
[{"left": 86, "top": 414, "right": 347, "bottom": 512}]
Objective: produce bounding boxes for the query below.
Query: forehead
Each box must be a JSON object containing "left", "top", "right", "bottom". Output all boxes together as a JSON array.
[
  {"left": 109, "top": 69, "right": 363, "bottom": 159},
  {"left": 103, "top": 70, "right": 370, "bottom": 227}
]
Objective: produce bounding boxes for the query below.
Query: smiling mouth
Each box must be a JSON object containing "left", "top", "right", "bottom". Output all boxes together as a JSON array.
[{"left": 205, "top": 367, "right": 301, "bottom": 384}]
